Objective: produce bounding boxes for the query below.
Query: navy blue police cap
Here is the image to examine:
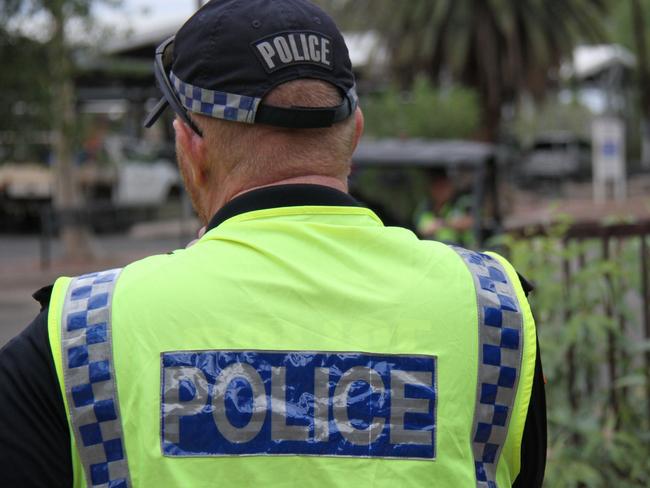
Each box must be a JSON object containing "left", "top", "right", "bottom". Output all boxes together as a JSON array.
[{"left": 144, "top": 0, "right": 358, "bottom": 133}]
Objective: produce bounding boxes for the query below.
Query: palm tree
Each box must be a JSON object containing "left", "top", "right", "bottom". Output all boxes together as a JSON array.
[
  {"left": 631, "top": 0, "right": 650, "bottom": 166},
  {"left": 322, "top": 0, "right": 609, "bottom": 141}
]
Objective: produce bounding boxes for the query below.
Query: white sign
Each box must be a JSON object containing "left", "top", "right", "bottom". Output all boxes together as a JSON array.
[{"left": 592, "top": 116, "right": 626, "bottom": 201}]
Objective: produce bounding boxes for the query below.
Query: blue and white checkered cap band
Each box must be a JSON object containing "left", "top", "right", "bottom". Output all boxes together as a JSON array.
[
  {"left": 170, "top": 72, "right": 262, "bottom": 124},
  {"left": 170, "top": 71, "right": 358, "bottom": 126},
  {"left": 61, "top": 268, "right": 131, "bottom": 488},
  {"left": 451, "top": 247, "right": 523, "bottom": 488}
]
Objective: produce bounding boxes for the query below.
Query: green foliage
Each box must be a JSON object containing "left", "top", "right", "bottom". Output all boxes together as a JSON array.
[
  {"left": 362, "top": 78, "right": 480, "bottom": 139},
  {"left": 0, "top": 0, "right": 121, "bottom": 20},
  {"left": 606, "top": 0, "right": 650, "bottom": 52},
  {"left": 498, "top": 226, "right": 650, "bottom": 487},
  {"left": 0, "top": 31, "right": 52, "bottom": 140},
  {"left": 0, "top": 0, "right": 122, "bottom": 163},
  {"left": 319, "top": 0, "right": 610, "bottom": 140}
]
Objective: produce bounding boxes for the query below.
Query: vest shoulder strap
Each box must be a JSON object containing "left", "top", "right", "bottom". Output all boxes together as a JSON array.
[
  {"left": 59, "top": 268, "right": 132, "bottom": 488},
  {"left": 451, "top": 246, "right": 524, "bottom": 488}
]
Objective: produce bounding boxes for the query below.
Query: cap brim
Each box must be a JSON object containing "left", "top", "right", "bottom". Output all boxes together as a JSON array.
[{"left": 143, "top": 97, "right": 169, "bottom": 128}]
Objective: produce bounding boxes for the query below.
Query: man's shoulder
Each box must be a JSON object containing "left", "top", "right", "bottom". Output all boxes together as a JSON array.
[
  {"left": 442, "top": 245, "right": 534, "bottom": 298},
  {"left": 32, "top": 266, "right": 125, "bottom": 310},
  {"left": 37, "top": 251, "right": 180, "bottom": 304}
]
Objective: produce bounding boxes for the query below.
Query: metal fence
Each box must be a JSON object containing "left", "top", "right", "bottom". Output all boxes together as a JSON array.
[{"left": 510, "top": 220, "right": 650, "bottom": 431}]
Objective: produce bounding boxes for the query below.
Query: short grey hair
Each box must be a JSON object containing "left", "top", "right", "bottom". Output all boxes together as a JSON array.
[{"left": 195, "top": 79, "right": 357, "bottom": 187}]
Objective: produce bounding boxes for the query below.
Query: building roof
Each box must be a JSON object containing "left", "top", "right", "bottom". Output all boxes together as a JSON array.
[
  {"left": 105, "top": 18, "right": 386, "bottom": 69},
  {"left": 352, "top": 139, "right": 496, "bottom": 168},
  {"left": 562, "top": 44, "right": 636, "bottom": 80}
]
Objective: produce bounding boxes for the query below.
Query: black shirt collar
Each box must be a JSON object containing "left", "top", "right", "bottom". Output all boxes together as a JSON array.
[{"left": 206, "top": 184, "right": 360, "bottom": 231}]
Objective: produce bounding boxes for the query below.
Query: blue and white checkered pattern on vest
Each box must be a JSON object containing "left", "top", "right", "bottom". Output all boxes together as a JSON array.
[
  {"left": 170, "top": 71, "right": 262, "bottom": 124},
  {"left": 61, "top": 268, "right": 131, "bottom": 488},
  {"left": 452, "top": 247, "right": 523, "bottom": 488}
]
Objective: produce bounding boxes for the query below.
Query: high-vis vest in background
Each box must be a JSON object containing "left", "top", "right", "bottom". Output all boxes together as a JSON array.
[{"left": 47, "top": 204, "right": 536, "bottom": 488}]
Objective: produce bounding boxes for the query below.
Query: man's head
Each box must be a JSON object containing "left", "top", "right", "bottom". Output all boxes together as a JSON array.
[
  {"left": 145, "top": 0, "right": 363, "bottom": 223},
  {"left": 427, "top": 167, "right": 455, "bottom": 207},
  {"left": 174, "top": 78, "right": 363, "bottom": 222}
]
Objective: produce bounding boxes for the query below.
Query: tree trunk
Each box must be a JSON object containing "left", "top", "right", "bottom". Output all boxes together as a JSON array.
[
  {"left": 474, "top": 2, "right": 502, "bottom": 143},
  {"left": 632, "top": 0, "right": 650, "bottom": 167},
  {"left": 475, "top": 100, "right": 501, "bottom": 143},
  {"left": 50, "top": 0, "right": 93, "bottom": 260}
]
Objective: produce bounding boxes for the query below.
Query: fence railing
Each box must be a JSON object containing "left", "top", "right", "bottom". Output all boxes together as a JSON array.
[
  {"left": 506, "top": 220, "right": 650, "bottom": 486},
  {"left": 513, "top": 221, "right": 650, "bottom": 424}
]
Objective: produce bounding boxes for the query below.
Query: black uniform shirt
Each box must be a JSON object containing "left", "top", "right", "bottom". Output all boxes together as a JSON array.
[{"left": 0, "top": 185, "right": 546, "bottom": 487}]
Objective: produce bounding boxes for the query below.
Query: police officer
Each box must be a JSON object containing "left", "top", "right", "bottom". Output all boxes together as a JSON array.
[
  {"left": 0, "top": 1, "right": 546, "bottom": 487},
  {"left": 414, "top": 168, "right": 475, "bottom": 246}
]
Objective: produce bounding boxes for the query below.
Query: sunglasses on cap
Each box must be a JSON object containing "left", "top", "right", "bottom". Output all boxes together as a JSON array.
[
  {"left": 144, "top": 35, "right": 358, "bottom": 134},
  {"left": 144, "top": 36, "right": 204, "bottom": 137}
]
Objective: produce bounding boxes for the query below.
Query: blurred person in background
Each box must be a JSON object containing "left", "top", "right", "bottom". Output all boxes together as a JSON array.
[
  {"left": 0, "top": 0, "right": 545, "bottom": 487},
  {"left": 414, "top": 168, "right": 475, "bottom": 246}
]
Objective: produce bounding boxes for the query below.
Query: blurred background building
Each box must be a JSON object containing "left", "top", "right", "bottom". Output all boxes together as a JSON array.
[{"left": 2, "top": 1, "right": 650, "bottom": 485}]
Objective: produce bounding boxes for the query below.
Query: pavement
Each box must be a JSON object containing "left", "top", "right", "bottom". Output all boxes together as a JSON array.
[{"left": 0, "top": 220, "right": 197, "bottom": 348}]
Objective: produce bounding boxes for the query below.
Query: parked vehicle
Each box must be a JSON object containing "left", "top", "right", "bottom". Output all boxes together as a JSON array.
[
  {"left": 519, "top": 132, "right": 591, "bottom": 184},
  {"left": 0, "top": 137, "right": 181, "bottom": 232}
]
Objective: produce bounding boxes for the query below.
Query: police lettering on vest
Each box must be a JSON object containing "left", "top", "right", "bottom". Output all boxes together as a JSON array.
[
  {"left": 253, "top": 32, "right": 333, "bottom": 72},
  {"left": 161, "top": 351, "right": 437, "bottom": 459}
]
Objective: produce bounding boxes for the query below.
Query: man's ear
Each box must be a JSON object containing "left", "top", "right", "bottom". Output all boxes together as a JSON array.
[
  {"left": 352, "top": 107, "right": 365, "bottom": 152},
  {"left": 174, "top": 118, "right": 208, "bottom": 181}
]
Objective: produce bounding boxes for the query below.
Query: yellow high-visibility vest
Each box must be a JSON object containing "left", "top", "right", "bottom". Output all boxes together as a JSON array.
[{"left": 48, "top": 204, "right": 536, "bottom": 487}]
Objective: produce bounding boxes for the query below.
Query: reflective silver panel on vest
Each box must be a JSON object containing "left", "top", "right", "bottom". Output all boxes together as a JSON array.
[
  {"left": 60, "top": 269, "right": 131, "bottom": 488},
  {"left": 452, "top": 247, "right": 524, "bottom": 488}
]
